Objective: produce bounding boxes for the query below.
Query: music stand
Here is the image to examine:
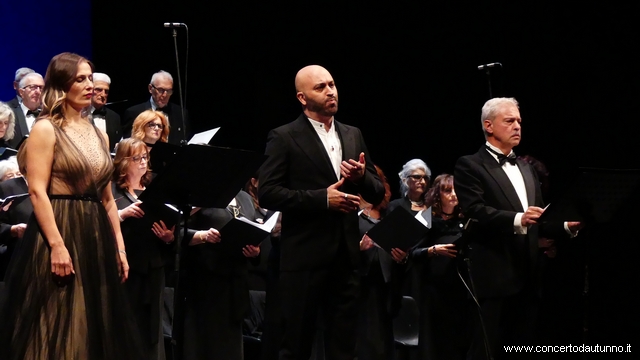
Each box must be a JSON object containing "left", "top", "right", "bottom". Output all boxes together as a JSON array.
[
  {"left": 540, "top": 167, "right": 640, "bottom": 224},
  {"left": 138, "top": 143, "right": 266, "bottom": 360}
]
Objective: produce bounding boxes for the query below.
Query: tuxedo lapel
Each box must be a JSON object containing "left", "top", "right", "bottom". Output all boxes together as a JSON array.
[
  {"left": 478, "top": 149, "right": 524, "bottom": 212},
  {"left": 290, "top": 115, "right": 337, "bottom": 180},
  {"left": 10, "top": 102, "right": 28, "bottom": 138},
  {"left": 517, "top": 159, "right": 537, "bottom": 208},
  {"left": 335, "top": 121, "right": 355, "bottom": 162}
]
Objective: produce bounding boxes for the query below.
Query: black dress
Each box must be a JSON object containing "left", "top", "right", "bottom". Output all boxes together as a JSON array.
[
  {"left": 182, "top": 190, "right": 261, "bottom": 360},
  {"left": 356, "top": 210, "right": 405, "bottom": 360},
  {"left": 0, "top": 122, "right": 142, "bottom": 359},
  {"left": 413, "top": 216, "right": 471, "bottom": 360},
  {"left": 114, "top": 186, "right": 172, "bottom": 360}
]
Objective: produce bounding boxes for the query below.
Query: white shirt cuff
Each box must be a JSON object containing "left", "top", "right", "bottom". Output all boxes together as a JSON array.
[
  {"left": 564, "top": 221, "right": 579, "bottom": 238},
  {"left": 514, "top": 213, "right": 527, "bottom": 234}
]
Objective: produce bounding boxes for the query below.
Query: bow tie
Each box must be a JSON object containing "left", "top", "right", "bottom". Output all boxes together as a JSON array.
[
  {"left": 485, "top": 146, "right": 517, "bottom": 166},
  {"left": 27, "top": 109, "right": 40, "bottom": 117},
  {"left": 93, "top": 107, "right": 107, "bottom": 117},
  {"left": 155, "top": 106, "right": 168, "bottom": 114}
]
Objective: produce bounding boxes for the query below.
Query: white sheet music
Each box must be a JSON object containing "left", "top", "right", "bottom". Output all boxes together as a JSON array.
[
  {"left": 236, "top": 211, "right": 280, "bottom": 233},
  {"left": 188, "top": 127, "right": 220, "bottom": 145},
  {"left": 415, "top": 208, "right": 432, "bottom": 229}
]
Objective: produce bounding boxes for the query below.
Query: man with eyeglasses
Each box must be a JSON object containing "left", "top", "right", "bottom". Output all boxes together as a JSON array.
[
  {"left": 4, "top": 68, "right": 34, "bottom": 107},
  {"left": 122, "top": 70, "right": 189, "bottom": 145},
  {"left": 7, "top": 72, "right": 44, "bottom": 149},
  {"left": 90, "top": 72, "right": 122, "bottom": 152}
]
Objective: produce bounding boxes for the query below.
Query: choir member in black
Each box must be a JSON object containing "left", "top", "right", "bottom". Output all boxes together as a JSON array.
[
  {"left": 387, "top": 159, "right": 431, "bottom": 220},
  {"left": 182, "top": 191, "right": 261, "bottom": 360},
  {"left": 387, "top": 159, "right": 431, "bottom": 301},
  {"left": 131, "top": 110, "right": 170, "bottom": 151},
  {"left": 112, "top": 138, "right": 175, "bottom": 360},
  {"left": 0, "top": 157, "right": 28, "bottom": 281},
  {"left": 412, "top": 174, "right": 470, "bottom": 360},
  {"left": 357, "top": 165, "right": 407, "bottom": 360},
  {"left": 0, "top": 102, "right": 16, "bottom": 148},
  {"left": 243, "top": 173, "right": 284, "bottom": 360}
]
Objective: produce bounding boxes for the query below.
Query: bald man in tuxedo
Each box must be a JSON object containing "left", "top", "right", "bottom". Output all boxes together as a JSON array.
[{"left": 259, "top": 65, "right": 384, "bottom": 360}]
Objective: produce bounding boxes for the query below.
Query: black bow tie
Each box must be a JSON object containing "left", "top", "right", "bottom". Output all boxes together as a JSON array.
[
  {"left": 93, "top": 107, "right": 107, "bottom": 117},
  {"left": 485, "top": 146, "right": 517, "bottom": 166},
  {"left": 27, "top": 109, "right": 40, "bottom": 117},
  {"left": 155, "top": 106, "right": 168, "bottom": 114}
]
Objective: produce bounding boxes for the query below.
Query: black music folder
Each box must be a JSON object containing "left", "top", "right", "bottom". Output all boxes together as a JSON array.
[
  {"left": 219, "top": 211, "right": 280, "bottom": 249},
  {"left": 366, "top": 207, "right": 430, "bottom": 253},
  {"left": 137, "top": 202, "right": 182, "bottom": 232},
  {"left": 0, "top": 192, "right": 29, "bottom": 210},
  {"left": 0, "top": 147, "right": 17, "bottom": 161},
  {"left": 539, "top": 168, "right": 640, "bottom": 224}
]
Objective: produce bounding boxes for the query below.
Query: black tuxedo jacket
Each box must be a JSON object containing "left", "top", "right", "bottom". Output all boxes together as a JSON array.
[
  {"left": 258, "top": 113, "right": 385, "bottom": 272},
  {"left": 122, "top": 101, "right": 190, "bottom": 145},
  {"left": 6, "top": 97, "right": 28, "bottom": 149},
  {"left": 0, "top": 177, "right": 32, "bottom": 279},
  {"left": 92, "top": 107, "right": 122, "bottom": 151},
  {"left": 454, "top": 146, "right": 567, "bottom": 298}
]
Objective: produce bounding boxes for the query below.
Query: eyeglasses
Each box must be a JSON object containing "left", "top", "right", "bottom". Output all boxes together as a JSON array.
[
  {"left": 408, "top": 174, "right": 427, "bottom": 181},
  {"left": 128, "top": 154, "right": 148, "bottom": 163},
  {"left": 94, "top": 87, "right": 110, "bottom": 95},
  {"left": 151, "top": 84, "right": 173, "bottom": 95},
  {"left": 146, "top": 122, "right": 164, "bottom": 130},
  {"left": 21, "top": 84, "right": 43, "bottom": 92}
]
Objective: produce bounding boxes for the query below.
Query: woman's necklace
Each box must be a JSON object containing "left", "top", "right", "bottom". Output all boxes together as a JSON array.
[{"left": 410, "top": 200, "right": 424, "bottom": 207}]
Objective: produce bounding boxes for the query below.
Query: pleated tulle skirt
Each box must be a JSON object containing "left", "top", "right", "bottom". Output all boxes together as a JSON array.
[{"left": 0, "top": 195, "right": 143, "bottom": 360}]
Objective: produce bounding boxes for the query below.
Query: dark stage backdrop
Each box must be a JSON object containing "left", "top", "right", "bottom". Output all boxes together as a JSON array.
[
  {"left": 0, "top": 0, "right": 92, "bottom": 101},
  {"left": 0, "top": 0, "right": 627, "bottom": 353}
]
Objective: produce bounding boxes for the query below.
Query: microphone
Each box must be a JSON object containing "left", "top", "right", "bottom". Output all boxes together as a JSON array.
[
  {"left": 164, "top": 23, "right": 186, "bottom": 28},
  {"left": 477, "top": 62, "right": 503, "bottom": 70}
]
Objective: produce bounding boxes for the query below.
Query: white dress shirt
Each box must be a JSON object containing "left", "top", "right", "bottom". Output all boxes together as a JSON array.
[
  {"left": 20, "top": 102, "right": 37, "bottom": 133},
  {"left": 90, "top": 106, "right": 107, "bottom": 133},
  {"left": 485, "top": 141, "right": 529, "bottom": 234},
  {"left": 308, "top": 117, "right": 342, "bottom": 180}
]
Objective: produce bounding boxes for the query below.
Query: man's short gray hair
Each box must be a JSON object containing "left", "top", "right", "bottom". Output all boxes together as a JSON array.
[
  {"left": 93, "top": 72, "right": 111, "bottom": 84},
  {"left": 481, "top": 97, "right": 519, "bottom": 137},
  {"left": 150, "top": 70, "right": 173, "bottom": 85},
  {"left": 398, "top": 158, "right": 431, "bottom": 197},
  {"left": 14, "top": 67, "right": 34, "bottom": 82},
  {"left": 18, "top": 72, "right": 43, "bottom": 89}
]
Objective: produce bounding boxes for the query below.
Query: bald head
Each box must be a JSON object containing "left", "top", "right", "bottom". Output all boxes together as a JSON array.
[
  {"left": 295, "top": 65, "right": 330, "bottom": 92},
  {"left": 295, "top": 65, "right": 338, "bottom": 121}
]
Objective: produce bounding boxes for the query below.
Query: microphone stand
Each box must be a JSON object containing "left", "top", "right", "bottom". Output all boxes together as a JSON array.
[
  {"left": 168, "top": 24, "right": 188, "bottom": 360},
  {"left": 478, "top": 62, "right": 502, "bottom": 99},
  {"left": 484, "top": 67, "right": 493, "bottom": 99},
  {"left": 170, "top": 26, "right": 188, "bottom": 146},
  {"left": 459, "top": 219, "right": 494, "bottom": 360}
]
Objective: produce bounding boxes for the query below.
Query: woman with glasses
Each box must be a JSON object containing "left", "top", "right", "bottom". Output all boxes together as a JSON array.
[
  {"left": 386, "top": 159, "right": 432, "bottom": 304},
  {"left": 412, "top": 174, "right": 470, "bottom": 360},
  {"left": 112, "top": 138, "right": 174, "bottom": 360},
  {"left": 0, "top": 102, "right": 17, "bottom": 148},
  {"left": 131, "top": 110, "right": 170, "bottom": 150}
]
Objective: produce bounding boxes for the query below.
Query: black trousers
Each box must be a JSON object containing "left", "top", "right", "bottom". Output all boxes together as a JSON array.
[
  {"left": 468, "top": 289, "right": 539, "bottom": 360},
  {"left": 278, "top": 256, "right": 360, "bottom": 360}
]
